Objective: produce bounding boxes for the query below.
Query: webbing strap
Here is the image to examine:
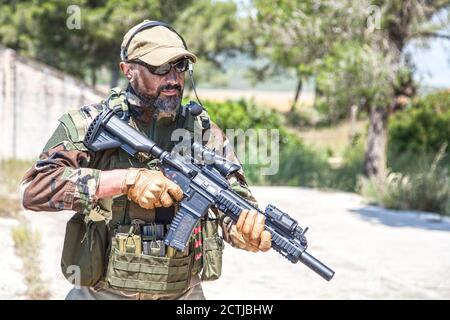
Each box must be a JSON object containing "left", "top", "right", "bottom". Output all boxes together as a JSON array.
[
  {"left": 113, "top": 260, "right": 190, "bottom": 275},
  {"left": 108, "top": 275, "right": 189, "bottom": 292}
]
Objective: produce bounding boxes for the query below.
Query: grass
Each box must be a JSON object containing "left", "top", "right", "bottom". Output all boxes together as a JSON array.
[
  {"left": 0, "top": 194, "right": 22, "bottom": 218},
  {"left": 0, "top": 159, "right": 34, "bottom": 193},
  {"left": 186, "top": 88, "right": 300, "bottom": 113},
  {"left": 11, "top": 222, "right": 51, "bottom": 300},
  {"left": 0, "top": 159, "right": 33, "bottom": 217},
  {"left": 295, "top": 119, "right": 367, "bottom": 158},
  {"left": 359, "top": 144, "right": 450, "bottom": 216},
  {"left": 0, "top": 159, "right": 50, "bottom": 298}
]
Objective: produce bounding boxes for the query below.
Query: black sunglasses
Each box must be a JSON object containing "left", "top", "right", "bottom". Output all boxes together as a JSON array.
[{"left": 132, "top": 58, "right": 190, "bottom": 76}]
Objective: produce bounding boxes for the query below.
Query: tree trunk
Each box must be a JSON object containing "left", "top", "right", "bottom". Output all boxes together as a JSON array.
[
  {"left": 110, "top": 63, "right": 120, "bottom": 88},
  {"left": 349, "top": 105, "right": 358, "bottom": 144},
  {"left": 363, "top": 105, "right": 389, "bottom": 178},
  {"left": 91, "top": 68, "right": 97, "bottom": 88},
  {"left": 289, "top": 76, "right": 303, "bottom": 113}
]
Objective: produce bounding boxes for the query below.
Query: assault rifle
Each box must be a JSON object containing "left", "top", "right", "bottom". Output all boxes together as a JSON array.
[{"left": 83, "top": 107, "right": 335, "bottom": 281}]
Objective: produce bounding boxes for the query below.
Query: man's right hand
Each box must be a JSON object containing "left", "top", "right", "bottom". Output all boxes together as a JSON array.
[{"left": 122, "top": 168, "right": 184, "bottom": 209}]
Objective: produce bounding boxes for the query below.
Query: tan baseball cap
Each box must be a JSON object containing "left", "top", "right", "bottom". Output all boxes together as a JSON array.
[{"left": 121, "top": 20, "right": 197, "bottom": 66}]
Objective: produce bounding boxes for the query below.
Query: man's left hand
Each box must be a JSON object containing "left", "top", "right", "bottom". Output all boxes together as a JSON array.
[{"left": 230, "top": 209, "right": 272, "bottom": 252}]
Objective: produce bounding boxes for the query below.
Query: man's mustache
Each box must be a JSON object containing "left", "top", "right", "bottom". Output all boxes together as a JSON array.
[{"left": 157, "top": 84, "right": 182, "bottom": 96}]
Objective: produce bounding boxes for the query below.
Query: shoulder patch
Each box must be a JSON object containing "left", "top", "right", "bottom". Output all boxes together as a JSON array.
[
  {"left": 42, "top": 122, "right": 70, "bottom": 152},
  {"left": 58, "top": 104, "right": 103, "bottom": 150}
]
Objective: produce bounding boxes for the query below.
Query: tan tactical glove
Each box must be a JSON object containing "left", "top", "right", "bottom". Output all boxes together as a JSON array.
[
  {"left": 230, "top": 209, "right": 272, "bottom": 252},
  {"left": 122, "top": 168, "right": 184, "bottom": 209}
]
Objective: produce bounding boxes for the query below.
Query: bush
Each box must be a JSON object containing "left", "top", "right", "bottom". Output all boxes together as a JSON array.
[
  {"left": 203, "top": 99, "right": 285, "bottom": 132},
  {"left": 359, "top": 170, "right": 450, "bottom": 216},
  {"left": 366, "top": 90, "right": 450, "bottom": 216},
  {"left": 388, "top": 90, "right": 450, "bottom": 170},
  {"left": 327, "top": 138, "right": 365, "bottom": 191},
  {"left": 413, "top": 90, "right": 450, "bottom": 113},
  {"left": 198, "top": 100, "right": 333, "bottom": 187},
  {"left": 266, "top": 136, "right": 330, "bottom": 187},
  {"left": 194, "top": 99, "right": 365, "bottom": 191},
  {"left": 389, "top": 106, "right": 450, "bottom": 158},
  {"left": 360, "top": 145, "right": 450, "bottom": 216}
]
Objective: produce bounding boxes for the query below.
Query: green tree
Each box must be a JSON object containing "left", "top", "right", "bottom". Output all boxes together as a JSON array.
[
  {"left": 249, "top": 0, "right": 369, "bottom": 112},
  {"left": 0, "top": 1, "right": 247, "bottom": 88},
  {"left": 251, "top": 0, "right": 450, "bottom": 179},
  {"left": 316, "top": 43, "right": 396, "bottom": 123},
  {"left": 361, "top": 0, "right": 450, "bottom": 178},
  {"left": 174, "top": 0, "right": 245, "bottom": 87},
  {"left": 0, "top": 0, "right": 194, "bottom": 86}
]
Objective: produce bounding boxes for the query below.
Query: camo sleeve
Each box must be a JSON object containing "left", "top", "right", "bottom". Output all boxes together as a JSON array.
[
  {"left": 205, "top": 122, "right": 258, "bottom": 247},
  {"left": 21, "top": 123, "right": 101, "bottom": 216}
]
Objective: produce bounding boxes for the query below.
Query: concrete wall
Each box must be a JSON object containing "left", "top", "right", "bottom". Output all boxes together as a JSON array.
[{"left": 0, "top": 47, "right": 103, "bottom": 159}]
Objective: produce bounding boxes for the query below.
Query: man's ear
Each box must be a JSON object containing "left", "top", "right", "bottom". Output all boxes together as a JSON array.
[{"left": 119, "top": 61, "right": 133, "bottom": 80}]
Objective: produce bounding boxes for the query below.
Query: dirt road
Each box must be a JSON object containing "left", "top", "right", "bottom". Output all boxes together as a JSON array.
[
  {"left": 203, "top": 187, "right": 450, "bottom": 299},
  {"left": 1, "top": 187, "right": 449, "bottom": 299}
]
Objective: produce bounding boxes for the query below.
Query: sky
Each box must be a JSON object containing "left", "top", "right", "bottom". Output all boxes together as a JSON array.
[{"left": 408, "top": 39, "right": 450, "bottom": 89}]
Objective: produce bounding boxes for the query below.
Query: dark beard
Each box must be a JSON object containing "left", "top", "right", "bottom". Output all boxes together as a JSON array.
[{"left": 135, "top": 84, "right": 182, "bottom": 116}]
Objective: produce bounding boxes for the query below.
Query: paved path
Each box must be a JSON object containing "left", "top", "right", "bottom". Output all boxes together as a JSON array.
[
  {"left": 203, "top": 187, "right": 450, "bottom": 299},
  {"left": 1, "top": 187, "right": 449, "bottom": 299}
]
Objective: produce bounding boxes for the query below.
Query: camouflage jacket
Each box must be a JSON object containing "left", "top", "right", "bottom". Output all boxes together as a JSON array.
[{"left": 21, "top": 87, "right": 256, "bottom": 246}]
